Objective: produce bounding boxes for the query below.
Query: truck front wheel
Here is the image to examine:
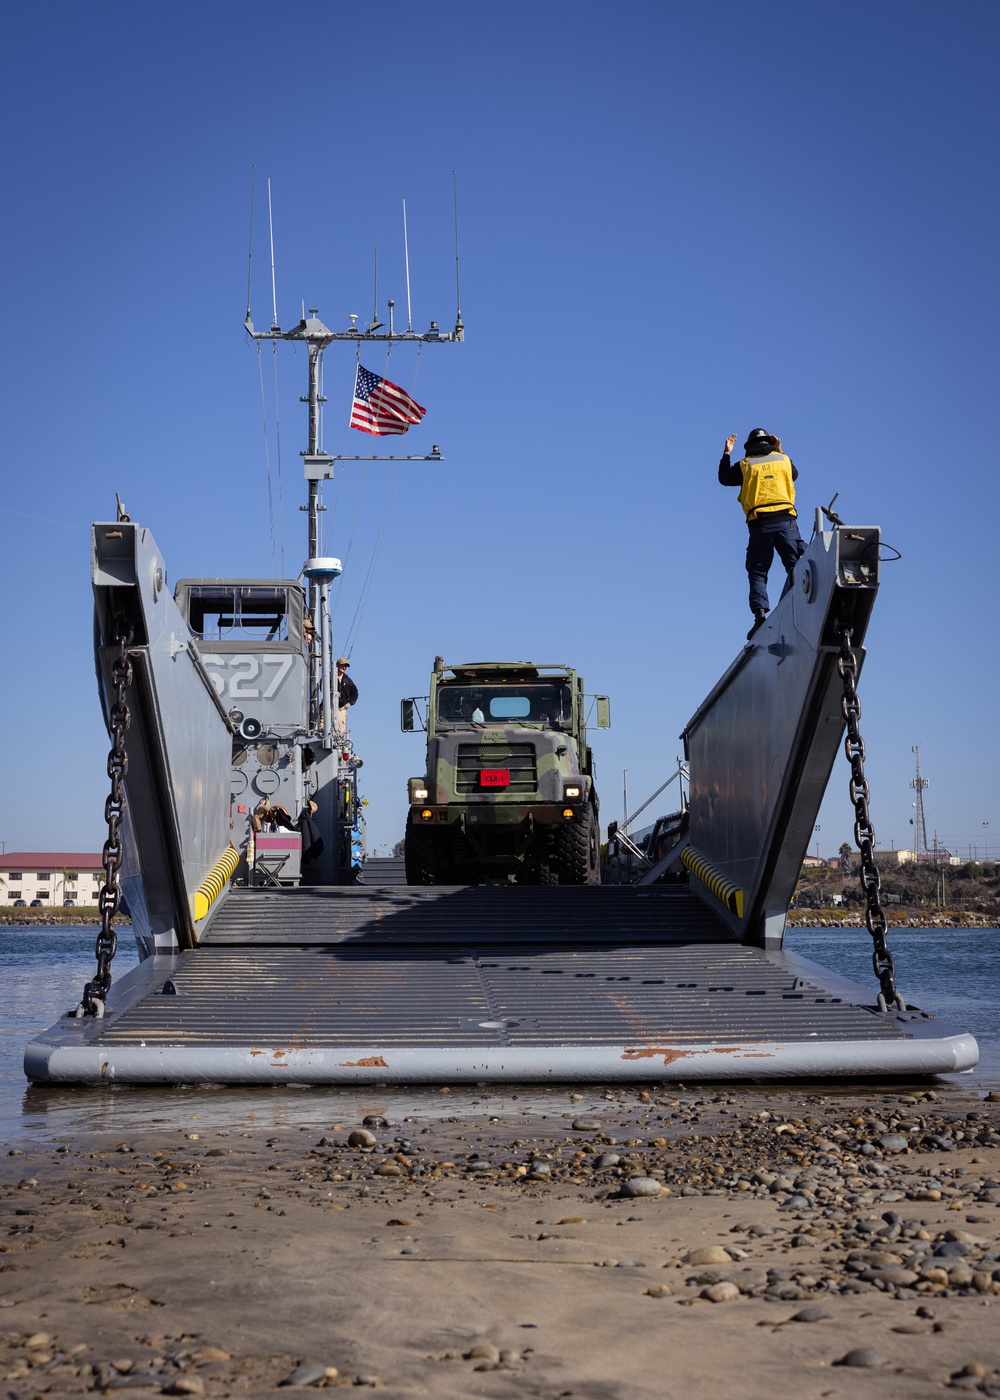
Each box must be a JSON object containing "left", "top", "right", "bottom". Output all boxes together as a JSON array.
[
  {"left": 554, "top": 806, "right": 600, "bottom": 885},
  {"left": 404, "top": 821, "right": 440, "bottom": 884}
]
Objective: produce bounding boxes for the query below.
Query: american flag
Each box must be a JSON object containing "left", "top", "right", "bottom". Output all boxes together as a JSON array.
[{"left": 350, "top": 364, "right": 426, "bottom": 436}]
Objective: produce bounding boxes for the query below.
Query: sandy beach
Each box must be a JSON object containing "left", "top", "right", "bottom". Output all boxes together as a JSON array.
[{"left": 2, "top": 1084, "right": 999, "bottom": 1398}]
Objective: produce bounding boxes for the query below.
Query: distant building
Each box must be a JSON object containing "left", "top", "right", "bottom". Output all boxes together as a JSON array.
[
  {"left": 873, "top": 849, "right": 917, "bottom": 865},
  {"left": 0, "top": 853, "right": 103, "bottom": 906}
]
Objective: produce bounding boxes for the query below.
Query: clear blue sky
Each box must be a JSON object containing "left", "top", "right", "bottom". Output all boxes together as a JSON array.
[{"left": 2, "top": 1, "right": 997, "bottom": 860}]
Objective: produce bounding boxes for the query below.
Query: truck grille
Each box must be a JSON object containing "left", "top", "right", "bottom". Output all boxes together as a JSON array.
[{"left": 456, "top": 743, "right": 538, "bottom": 794}]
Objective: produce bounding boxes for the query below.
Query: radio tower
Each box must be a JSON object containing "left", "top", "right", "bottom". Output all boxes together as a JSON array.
[{"left": 909, "top": 745, "right": 929, "bottom": 858}]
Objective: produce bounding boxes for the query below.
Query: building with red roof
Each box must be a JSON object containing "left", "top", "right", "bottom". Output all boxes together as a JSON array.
[{"left": 0, "top": 854, "right": 103, "bottom": 907}]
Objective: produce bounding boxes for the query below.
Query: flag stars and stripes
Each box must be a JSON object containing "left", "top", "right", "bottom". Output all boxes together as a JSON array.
[{"left": 350, "top": 365, "right": 426, "bottom": 436}]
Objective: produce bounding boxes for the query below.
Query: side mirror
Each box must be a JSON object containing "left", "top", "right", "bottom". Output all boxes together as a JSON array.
[
  {"left": 400, "top": 697, "right": 427, "bottom": 732},
  {"left": 596, "top": 696, "right": 611, "bottom": 729}
]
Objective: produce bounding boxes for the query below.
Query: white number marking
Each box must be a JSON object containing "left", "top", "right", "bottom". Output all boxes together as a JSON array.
[{"left": 229, "top": 657, "right": 261, "bottom": 699}]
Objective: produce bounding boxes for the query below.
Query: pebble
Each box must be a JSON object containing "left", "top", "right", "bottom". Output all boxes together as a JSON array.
[
  {"left": 620, "top": 1177, "right": 662, "bottom": 1198},
  {"left": 685, "top": 1246, "right": 731, "bottom": 1265},
  {"left": 595, "top": 1153, "right": 620, "bottom": 1168},
  {"left": 163, "top": 1378, "right": 205, "bottom": 1397},
  {"left": 645, "top": 1284, "right": 672, "bottom": 1297},
  {"left": 348, "top": 1129, "right": 378, "bottom": 1149},
  {"left": 701, "top": 1281, "right": 741, "bottom": 1303},
  {"left": 282, "top": 1362, "right": 329, "bottom": 1387},
  {"left": 362, "top": 1115, "right": 389, "bottom": 1128},
  {"left": 835, "top": 1348, "right": 890, "bottom": 1368},
  {"left": 878, "top": 1134, "right": 909, "bottom": 1153},
  {"left": 790, "top": 1306, "right": 831, "bottom": 1322},
  {"left": 858, "top": 1266, "right": 920, "bottom": 1286},
  {"left": 467, "top": 1344, "right": 500, "bottom": 1365},
  {"left": 571, "top": 1118, "right": 602, "bottom": 1132}
]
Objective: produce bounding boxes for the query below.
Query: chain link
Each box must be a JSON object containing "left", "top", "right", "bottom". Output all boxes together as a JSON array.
[
  {"left": 77, "top": 622, "right": 133, "bottom": 1018},
  {"left": 836, "top": 624, "right": 905, "bottom": 1012}
]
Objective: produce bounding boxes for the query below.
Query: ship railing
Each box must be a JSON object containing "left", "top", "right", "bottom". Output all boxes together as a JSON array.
[{"left": 602, "top": 761, "right": 690, "bottom": 885}]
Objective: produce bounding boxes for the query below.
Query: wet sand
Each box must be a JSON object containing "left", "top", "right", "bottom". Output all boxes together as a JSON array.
[{"left": 2, "top": 1084, "right": 999, "bottom": 1398}]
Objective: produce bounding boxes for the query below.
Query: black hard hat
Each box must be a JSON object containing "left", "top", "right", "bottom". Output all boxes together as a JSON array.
[{"left": 744, "top": 428, "right": 772, "bottom": 451}]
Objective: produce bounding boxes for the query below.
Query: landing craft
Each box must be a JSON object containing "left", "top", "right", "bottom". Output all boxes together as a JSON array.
[{"left": 25, "top": 215, "right": 978, "bottom": 1083}]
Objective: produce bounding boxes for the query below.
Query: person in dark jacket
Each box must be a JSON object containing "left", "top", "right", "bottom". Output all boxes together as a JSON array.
[
  {"left": 336, "top": 657, "right": 358, "bottom": 733},
  {"left": 719, "top": 428, "right": 805, "bottom": 638}
]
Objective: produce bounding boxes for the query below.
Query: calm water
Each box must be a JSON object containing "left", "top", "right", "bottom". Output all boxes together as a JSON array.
[{"left": 1, "top": 924, "right": 997, "bottom": 1145}]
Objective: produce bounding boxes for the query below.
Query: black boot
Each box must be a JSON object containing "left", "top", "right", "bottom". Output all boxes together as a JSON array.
[{"left": 747, "top": 608, "right": 767, "bottom": 640}]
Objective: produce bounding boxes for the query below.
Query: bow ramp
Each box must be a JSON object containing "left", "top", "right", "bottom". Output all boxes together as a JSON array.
[{"left": 25, "top": 885, "right": 976, "bottom": 1083}]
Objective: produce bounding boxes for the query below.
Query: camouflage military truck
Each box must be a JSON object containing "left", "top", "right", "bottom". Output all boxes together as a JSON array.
[{"left": 400, "top": 660, "right": 610, "bottom": 884}]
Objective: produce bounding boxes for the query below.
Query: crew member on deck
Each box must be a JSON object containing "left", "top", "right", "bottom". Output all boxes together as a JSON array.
[
  {"left": 336, "top": 657, "right": 358, "bottom": 733},
  {"left": 718, "top": 428, "right": 805, "bottom": 639}
]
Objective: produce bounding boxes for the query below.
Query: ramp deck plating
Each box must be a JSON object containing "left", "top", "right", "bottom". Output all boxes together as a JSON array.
[{"left": 25, "top": 887, "right": 978, "bottom": 1083}]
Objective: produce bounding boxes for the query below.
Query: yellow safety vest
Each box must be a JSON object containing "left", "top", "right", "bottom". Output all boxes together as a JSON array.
[{"left": 737, "top": 452, "right": 797, "bottom": 522}]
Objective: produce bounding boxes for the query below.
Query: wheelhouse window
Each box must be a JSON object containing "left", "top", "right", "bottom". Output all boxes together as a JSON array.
[
  {"left": 436, "top": 683, "right": 572, "bottom": 726},
  {"left": 187, "top": 586, "right": 290, "bottom": 642}
]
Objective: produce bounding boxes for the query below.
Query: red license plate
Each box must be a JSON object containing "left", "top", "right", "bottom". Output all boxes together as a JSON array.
[{"left": 480, "top": 769, "right": 510, "bottom": 787}]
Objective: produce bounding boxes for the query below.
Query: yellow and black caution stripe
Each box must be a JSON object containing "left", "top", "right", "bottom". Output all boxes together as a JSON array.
[
  {"left": 193, "top": 845, "right": 241, "bottom": 922},
  {"left": 681, "top": 846, "right": 744, "bottom": 918}
]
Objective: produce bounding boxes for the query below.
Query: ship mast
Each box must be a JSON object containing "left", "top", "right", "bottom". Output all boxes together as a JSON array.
[{"left": 244, "top": 303, "right": 463, "bottom": 733}]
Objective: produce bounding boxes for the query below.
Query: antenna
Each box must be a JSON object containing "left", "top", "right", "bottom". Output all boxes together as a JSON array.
[
  {"left": 245, "top": 166, "right": 255, "bottom": 323},
  {"left": 368, "top": 249, "right": 383, "bottom": 333},
  {"left": 453, "top": 170, "right": 463, "bottom": 333},
  {"left": 402, "top": 198, "right": 413, "bottom": 333},
  {"left": 267, "top": 178, "right": 278, "bottom": 329},
  {"left": 910, "top": 745, "right": 930, "bottom": 858}
]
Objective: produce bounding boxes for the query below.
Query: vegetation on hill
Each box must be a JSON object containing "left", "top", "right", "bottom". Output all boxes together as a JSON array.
[{"left": 792, "top": 847, "right": 1000, "bottom": 925}]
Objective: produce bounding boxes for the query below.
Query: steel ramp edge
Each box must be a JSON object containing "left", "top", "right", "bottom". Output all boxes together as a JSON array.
[{"left": 24, "top": 947, "right": 979, "bottom": 1085}]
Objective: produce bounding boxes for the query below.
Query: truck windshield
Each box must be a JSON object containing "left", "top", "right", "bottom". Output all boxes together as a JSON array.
[{"left": 436, "top": 683, "right": 572, "bottom": 725}]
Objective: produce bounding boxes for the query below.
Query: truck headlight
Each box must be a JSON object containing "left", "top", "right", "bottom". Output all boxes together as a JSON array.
[
  {"left": 408, "top": 779, "right": 429, "bottom": 803},
  {"left": 563, "top": 784, "right": 582, "bottom": 799}
]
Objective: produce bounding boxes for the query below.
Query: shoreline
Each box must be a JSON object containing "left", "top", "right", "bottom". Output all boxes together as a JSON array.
[
  {"left": 3, "top": 907, "right": 997, "bottom": 931},
  {"left": 0, "top": 911, "right": 132, "bottom": 927},
  {"left": 2, "top": 1085, "right": 999, "bottom": 1396},
  {"left": 786, "top": 913, "right": 999, "bottom": 930}
]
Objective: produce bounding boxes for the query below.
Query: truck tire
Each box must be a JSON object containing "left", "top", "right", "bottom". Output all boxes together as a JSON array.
[
  {"left": 404, "top": 822, "right": 439, "bottom": 884},
  {"left": 536, "top": 856, "right": 559, "bottom": 885},
  {"left": 555, "top": 807, "right": 600, "bottom": 885}
]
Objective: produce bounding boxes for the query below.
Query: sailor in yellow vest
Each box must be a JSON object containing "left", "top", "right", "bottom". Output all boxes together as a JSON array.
[{"left": 719, "top": 428, "right": 806, "bottom": 639}]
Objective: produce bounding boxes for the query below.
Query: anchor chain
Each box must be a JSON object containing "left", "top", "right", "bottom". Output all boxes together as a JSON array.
[
  {"left": 836, "top": 623, "right": 905, "bottom": 1013},
  {"left": 78, "top": 622, "right": 133, "bottom": 1018}
]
